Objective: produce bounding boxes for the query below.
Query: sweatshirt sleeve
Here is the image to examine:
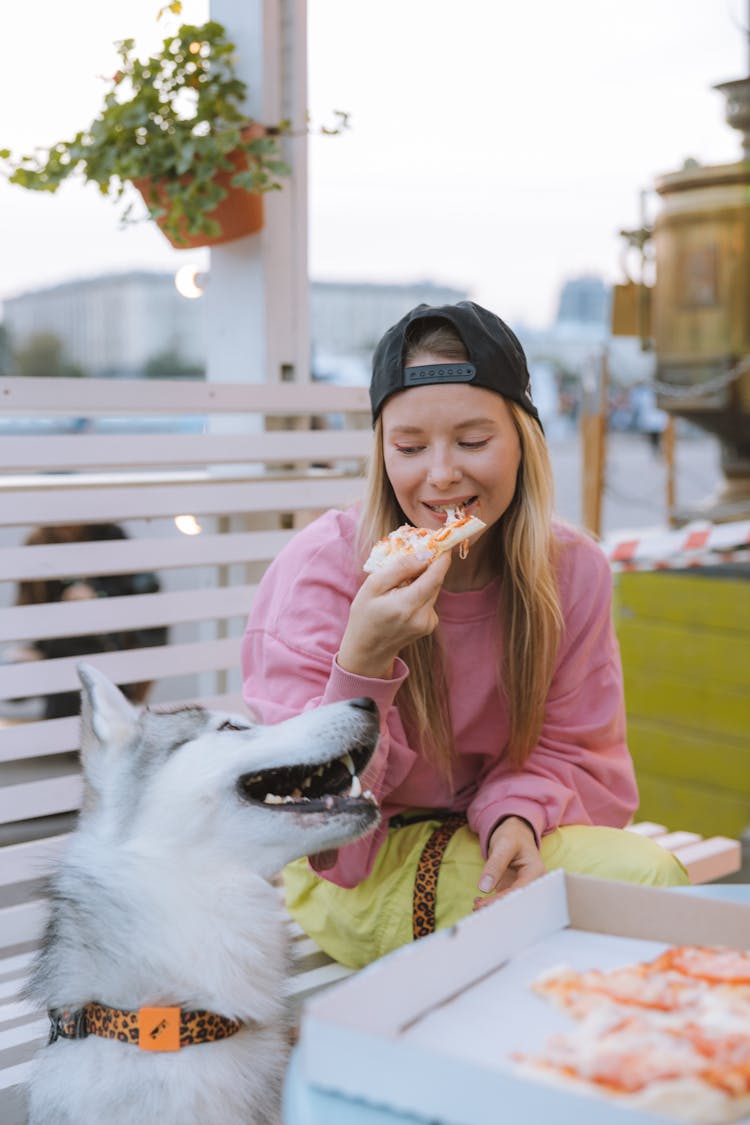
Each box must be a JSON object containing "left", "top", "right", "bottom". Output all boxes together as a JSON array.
[
  {"left": 240, "top": 511, "right": 416, "bottom": 887},
  {"left": 467, "top": 537, "right": 638, "bottom": 855}
]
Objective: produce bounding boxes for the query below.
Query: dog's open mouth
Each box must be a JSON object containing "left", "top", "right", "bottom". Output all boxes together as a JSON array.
[{"left": 238, "top": 743, "right": 376, "bottom": 813}]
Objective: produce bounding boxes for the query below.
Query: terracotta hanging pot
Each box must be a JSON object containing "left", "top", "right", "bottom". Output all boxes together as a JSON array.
[{"left": 133, "top": 125, "right": 267, "bottom": 250}]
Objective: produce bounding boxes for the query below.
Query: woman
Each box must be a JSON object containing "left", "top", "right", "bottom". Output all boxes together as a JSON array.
[
  {"left": 241, "top": 301, "right": 687, "bottom": 969},
  {"left": 14, "top": 523, "right": 167, "bottom": 719}
]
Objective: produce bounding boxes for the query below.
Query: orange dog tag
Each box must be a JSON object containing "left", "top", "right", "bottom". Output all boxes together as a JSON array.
[{"left": 138, "top": 1006, "right": 181, "bottom": 1051}]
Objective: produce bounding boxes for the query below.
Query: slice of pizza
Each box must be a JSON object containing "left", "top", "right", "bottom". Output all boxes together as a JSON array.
[
  {"left": 517, "top": 945, "right": 750, "bottom": 1123},
  {"left": 514, "top": 1011, "right": 750, "bottom": 1124},
  {"left": 534, "top": 947, "right": 750, "bottom": 1020},
  {"left": 532, "top": 962, "right": 712, "bottom": 1018},
  {"left": 363, "top": 507, "right": 486, "bottom": 574},
  {"left": 647, "top": 946, "right": 750, "bottom": 988}
]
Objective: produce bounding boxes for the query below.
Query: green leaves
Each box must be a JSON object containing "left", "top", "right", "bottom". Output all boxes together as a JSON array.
[{"left": 1, "top": 19, "right": 291, "bottom": 241}]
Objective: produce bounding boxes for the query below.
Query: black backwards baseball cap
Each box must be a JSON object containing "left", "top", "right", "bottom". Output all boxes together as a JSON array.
[{"left": 370, "top": 300, "right": 542, "bottom": 429}]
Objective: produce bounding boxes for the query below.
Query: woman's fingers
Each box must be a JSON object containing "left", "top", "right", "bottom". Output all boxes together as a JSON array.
[
  {"left": 476, "top": 816, "right": 546, "bottom": 900},
  {"left": 338, "top": 551, "right": 452, "bottom": 678},
  {"left": 366, "top": 546, "right": 451, "bottom": 597}
]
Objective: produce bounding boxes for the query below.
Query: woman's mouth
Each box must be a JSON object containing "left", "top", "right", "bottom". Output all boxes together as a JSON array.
[{"left": 422, "top": 497, "right": 479, "bottom": 522}]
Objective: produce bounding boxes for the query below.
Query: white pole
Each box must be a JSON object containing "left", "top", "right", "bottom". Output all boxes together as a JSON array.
[
  {"left": 198, "top": 0, "right": 309, "bottom": 699},
  {"left": 206, "top": 0, "right": 309, "bottom": 388}
]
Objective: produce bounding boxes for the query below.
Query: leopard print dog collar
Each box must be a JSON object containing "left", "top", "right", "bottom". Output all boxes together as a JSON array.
[{"left": 48, "top": 1002, "right": 243, "bottom": 1052}]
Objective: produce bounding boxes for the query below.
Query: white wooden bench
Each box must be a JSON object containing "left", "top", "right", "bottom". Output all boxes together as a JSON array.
[{"left": 0, "top": 375, "right": 742, "bottom": 1121}]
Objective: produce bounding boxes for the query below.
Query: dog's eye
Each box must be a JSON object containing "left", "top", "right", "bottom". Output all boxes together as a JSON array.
[{"left": 218, "top": 720, "right": 245, "bottom": 731}]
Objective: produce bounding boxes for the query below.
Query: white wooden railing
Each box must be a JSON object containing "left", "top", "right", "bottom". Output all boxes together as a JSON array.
[{"left": 0, "top": 375, "right": 373, "bottom": 1119}]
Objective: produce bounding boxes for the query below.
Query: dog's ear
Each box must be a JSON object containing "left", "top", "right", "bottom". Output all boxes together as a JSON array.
[{"left": 78, "top": 662, "right": 138, "bottom": 752}]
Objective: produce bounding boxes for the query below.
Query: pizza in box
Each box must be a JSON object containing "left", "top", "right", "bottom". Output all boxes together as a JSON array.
[{"left": 514, "top": 946, "right": 750, "bottom": 1124}]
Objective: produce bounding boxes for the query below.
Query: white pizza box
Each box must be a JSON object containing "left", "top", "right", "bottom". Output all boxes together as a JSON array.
[{"left": 299, "top": 871, "right": 750, "bottom": 1125}]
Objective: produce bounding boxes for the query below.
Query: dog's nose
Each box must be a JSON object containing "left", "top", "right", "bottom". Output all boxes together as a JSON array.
[{"left": 348, "top": 697, "right": 377, "bottom": 714}]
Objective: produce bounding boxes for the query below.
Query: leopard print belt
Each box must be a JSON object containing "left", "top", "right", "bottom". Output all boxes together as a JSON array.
[
  {"left": 403, "top": 812, "right": 468, "bottom": 941},
  {"left": 48, "top": 1002, "right": 243, "bottom": 1052}
]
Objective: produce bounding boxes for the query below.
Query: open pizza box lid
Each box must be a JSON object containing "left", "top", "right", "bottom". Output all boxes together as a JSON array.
[{"left": 299, "top": 872, "right": 750, "bottom": 1125}]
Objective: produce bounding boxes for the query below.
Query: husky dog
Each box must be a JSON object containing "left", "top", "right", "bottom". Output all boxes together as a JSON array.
[{"left": 27, "top": 663, "right": 380, "bottom": 1125}]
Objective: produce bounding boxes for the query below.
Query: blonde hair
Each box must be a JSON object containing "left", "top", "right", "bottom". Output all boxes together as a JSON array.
[{"left": 357, "top": 321, "right": 563, "bottom": 775}]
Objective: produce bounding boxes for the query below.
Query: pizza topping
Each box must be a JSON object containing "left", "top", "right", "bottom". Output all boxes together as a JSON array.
[
  {"left": 518, "top": 945, "right": 750, "bottom": 1122},
  {"left": 363, "top": 505, "right": 486, "bottom": 574},
  {"left": 534, "top": 964, "right": 708, "bottom": 1015},
  {"left": 518, "top": 1013, "right": 750, "bottom": 1097},
  {"left": 650, "top": 947, "right": 750, "bottom": 986}
]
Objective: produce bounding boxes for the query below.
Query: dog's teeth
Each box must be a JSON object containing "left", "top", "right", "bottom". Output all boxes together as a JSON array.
[
  {"left": 342, "top": 752, "right": 356, "bottom": 776},
  {"left": 315, "top": 765, "right": 325, "bottom": 777},
  {"left": 324, "top": 796, "right": 335, "bottom": 809},
  {"left": 291, "top": 787, "right": 302, "bottom": 799},
  {"left": 263, "top": 794, "right": 284, "bottom": 804},
  {"left": 363, "top": 789, "right": 375, "bottom": 802},
  {"left": 301, "top": 776, "right": 312, "bottom": 789},
  {"left": 349, "top": 774, "right": 362, "bottom": 798}
]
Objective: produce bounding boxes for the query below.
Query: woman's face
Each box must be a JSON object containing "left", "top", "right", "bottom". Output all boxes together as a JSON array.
[{"left": 381, "top": 357, "right": 522, "bottom": 564}]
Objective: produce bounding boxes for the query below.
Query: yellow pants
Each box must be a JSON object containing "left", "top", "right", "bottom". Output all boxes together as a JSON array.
[{"left": 283, "top": 821, "right": 690, "bottom": 969}]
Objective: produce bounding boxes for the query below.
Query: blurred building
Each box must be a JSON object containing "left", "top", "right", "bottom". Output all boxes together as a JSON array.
[
  {"left": 310, "top": 279, "right": 468, "bottom": 383},
  {"left": 2, "top": 272, "right": 206, "bottom": 377},
  {"left": 555, "top": 275, "right": 611, "bottom": 327},
  {"left": 1, "top": 273, "right": 467, "bottom": 380}
]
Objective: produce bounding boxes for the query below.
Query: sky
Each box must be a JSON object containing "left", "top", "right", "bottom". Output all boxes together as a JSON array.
[{"left": 0, "top": 0, "right": 747, "bottom": 327}]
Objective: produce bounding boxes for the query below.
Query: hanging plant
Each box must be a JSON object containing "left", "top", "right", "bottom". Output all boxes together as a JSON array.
[{"left": 1, "top": 12, "right": 299, "bottom": 246}]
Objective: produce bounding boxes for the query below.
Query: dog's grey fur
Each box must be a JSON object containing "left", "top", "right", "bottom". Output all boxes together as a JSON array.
[{"left": 27, "top": 664, "right": 380, "bottom": 1124}]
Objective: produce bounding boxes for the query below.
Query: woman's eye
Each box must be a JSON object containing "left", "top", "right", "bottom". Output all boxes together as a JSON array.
[
  {"left": 394, "top": 444, "right": 424, "bottom": 455},
  {"left": 459, "top": 439, "right": 490, "bottom": 449}
]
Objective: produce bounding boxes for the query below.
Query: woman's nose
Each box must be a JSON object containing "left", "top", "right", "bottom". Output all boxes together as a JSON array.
[{"left": 427, "top": 452, "right": 461, "bottom": 488}]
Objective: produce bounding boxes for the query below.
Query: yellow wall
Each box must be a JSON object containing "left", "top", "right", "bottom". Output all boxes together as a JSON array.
[{"left": 615, "top": 570, "right": 750, "bottom": 838}]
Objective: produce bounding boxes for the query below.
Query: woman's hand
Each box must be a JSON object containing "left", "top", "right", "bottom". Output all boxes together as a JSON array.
[
  {"left": 473, "top": 816, "right": 546, "bottom": 910},
  {"left": 337, "top": 550, "right": 452, "bottom": 679}
]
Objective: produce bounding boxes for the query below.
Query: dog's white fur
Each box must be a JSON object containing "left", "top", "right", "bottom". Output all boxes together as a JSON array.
[{"left": 27, "top": 664, "right": 380, "bottom": 1125}]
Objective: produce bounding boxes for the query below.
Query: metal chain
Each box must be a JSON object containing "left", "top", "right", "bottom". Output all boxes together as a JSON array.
[{"left": 652, "top": 356, "right": 750, "bottom": 399}]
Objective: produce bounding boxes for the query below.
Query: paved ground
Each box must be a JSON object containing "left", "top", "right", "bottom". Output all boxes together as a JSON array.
[{"left": 548, "top": 429, "right": 724, "bottom": 536}]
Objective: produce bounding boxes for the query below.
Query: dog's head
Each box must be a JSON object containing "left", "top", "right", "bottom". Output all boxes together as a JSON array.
[{"left": 77, "top": 663, "right": 380, "bottom": 878}]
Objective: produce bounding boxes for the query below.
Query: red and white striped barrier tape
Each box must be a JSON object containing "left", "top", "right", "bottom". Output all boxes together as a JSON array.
[{"left": 601, "top": 519, "right": 750, "bottom": 572}]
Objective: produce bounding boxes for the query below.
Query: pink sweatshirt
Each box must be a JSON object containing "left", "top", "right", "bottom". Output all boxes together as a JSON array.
[{"left": 241, "top": 506, "right": 638, "bottom": 888}]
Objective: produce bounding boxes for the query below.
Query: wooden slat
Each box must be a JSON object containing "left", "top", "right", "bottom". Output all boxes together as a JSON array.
[
  {"left": 0, "top": 953, "right": 35, "bottom": 982},
  {"left": 651, "top": 831, "right": 702, "bottom": 850},
  {"left": 0, "top": 1020, "right": 46, "bottom": 1055},
  {"left": 0, "top": 475, "right": 361, "bottom": 526},
  {"left": 0, "top": 429, "right": 371, "bottom": 471},
  {"left": 626, "top": 719, "right": 748, "bottom": 795},
  {"left": 0, "top": 997, "right": 42, "bottom": 1024},
  {"left": 0, "top": 1059, "right": 34, "bottom": 1094},
  {"left": 671, "top": 837, "right": 743, "bottom": 884},
  {"left": 625, "top": 822, "right": 668, "bottom": 837},
  {"left": 0, "top": 691, "right": 247, "bottom": 764},
  {"left": 624, "top": 671, "right": 749, "bottom": 741},
  {"left": 619, "top": 620, "right": 750, "bottom": 690},
  {"left": 0, "top": 376, "right": 370, "bottom": 415},
  {"left": 0, "top": 774, "right": 82, "bottom": 826},
  {"left": 0, "top": 529, "right": 296, "bottom": 583},
  {"left": 0, "top": 638, "right": 241, "bottom": 699},
  {"left": 0, "top": 583, "right": 257, "bottom": 643},
  {"left": 0, "top": 718, "right": 79, "bottom": 763},
  {"left": 0, "top": 901, "right": 47, "bottom": 949},
  {"left": 618, "top": 572, "right": 750, "bottom": 634},
  {"left": 0, "top": 837, "right": 68, "bottom": 887}
]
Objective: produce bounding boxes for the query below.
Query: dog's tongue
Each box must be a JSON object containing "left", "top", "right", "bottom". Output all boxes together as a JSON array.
[{"left": 310, "top": 848, "right": 339, "bottom": 871}]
